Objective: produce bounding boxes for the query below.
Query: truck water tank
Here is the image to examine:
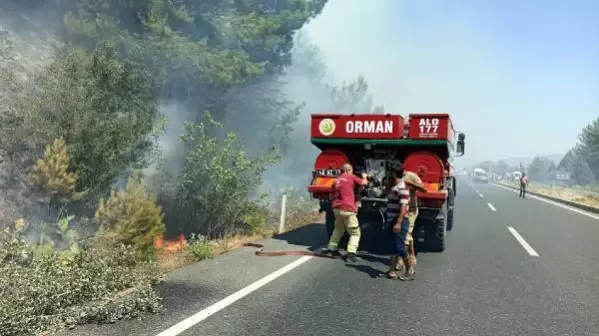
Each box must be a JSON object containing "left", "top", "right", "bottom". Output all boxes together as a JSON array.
[
  {"left": 314, "top": 149, "right": 350, "bottom": 172},
  {"left": 403, "top": 151, "right": 445, "bottom": 185}
]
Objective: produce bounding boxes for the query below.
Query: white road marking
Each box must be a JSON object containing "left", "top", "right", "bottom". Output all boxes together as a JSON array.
[
  {"left": 155, "top": 255, "right": 313, "bottom": 336},
  {"left": 464, "top": 178, "right": 479, "bottom": 193},
  {"left": 487, "top": 203, "right": 496, "bottom": 211},
  {"left": 493, "top": 183, "right": 599, "bottom": 220},
  {"left": 463, "top": 178, "right": 485, "bottom": 199},
  {"left": 507, "top": 226, "right": 539, "bottom": 257}
]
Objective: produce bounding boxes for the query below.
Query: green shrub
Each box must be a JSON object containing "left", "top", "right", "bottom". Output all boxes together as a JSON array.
[
  {"left": 186, "top": 234, "right": 214, "bottom": 261},
  {"left": 6, "top": 41, "right": 162, "bottom": 200},
  {"left": 21, "top": 215, "right": 81, "bottom": 259},
  {"left": 241, "top": 199, "right": 275, "bottom": 236},
  {"left": 0, "top": 226, "right": 163, "bottom": 336},
  {"left": 172, "top": 112, "right": 279, "bottom": 238},
  {"left": 94, "top": 175, "right": 165, "bottom": 258}
]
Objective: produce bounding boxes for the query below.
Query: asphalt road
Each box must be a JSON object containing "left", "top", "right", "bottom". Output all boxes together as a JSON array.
[{"left": 64, "top": 179, "right": 599, "bottom": 336}]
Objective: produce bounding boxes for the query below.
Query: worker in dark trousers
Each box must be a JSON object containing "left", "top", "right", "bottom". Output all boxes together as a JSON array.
[
  {"left": 385, "top": 163, "right": 414, "bottom": 280},
  {"left": 319, "top": 199, "right": 335, "bottom": 233},
  {"left": 519, "top": 173, "right": 528, "bottom": 198}
]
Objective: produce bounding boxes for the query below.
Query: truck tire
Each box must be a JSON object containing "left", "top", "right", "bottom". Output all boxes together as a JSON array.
[
  {"left": 446, "top": 208, "right": 454, "bottom": 231},
  {"left": 413, "top": 222, "right": 425, "bottom": 254},
  {"left": 424, "top": 209, "right": 447, "bottom": 252},
  {"left": 357, "top": 213, "right": 388, "bottom": 255},
  {"left": 446, "top": 190, "right": 455, "bottom": 231}
]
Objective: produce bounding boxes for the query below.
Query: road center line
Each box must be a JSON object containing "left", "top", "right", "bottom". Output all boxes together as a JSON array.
[
  {"left": 155, "top": 255, "right": 313, "bottom": 336},
  {"left": 507, "top": 226, "right": 539, "bottom": 257},
  {"left": 464, "top": 179, "right": 479, "bottom": 193},
  {"left": 493, "top": 183, "right": 599, "bottom": 220},
  {"left": 479, "top": 193, "right": 484, "bottom": 198},
  {"left": 487, "top": 203, "right": 496, "bottom": 211}
]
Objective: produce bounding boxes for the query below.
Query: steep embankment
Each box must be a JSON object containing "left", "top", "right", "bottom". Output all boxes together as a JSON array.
[
  {"left": 0, "top": 3, "right": 59, "bottom": 78},
  {"left": 0, "top": 3, "right": 61, "bottom": 226}
]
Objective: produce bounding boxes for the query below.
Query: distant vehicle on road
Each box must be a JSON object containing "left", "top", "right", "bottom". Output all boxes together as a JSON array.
[
  {"left": 512, "top": 171, "right": 522, "bottom": 181},
  {"left": 472, "top": 168, "right": 489, "bottom": 183},
  {"left": 456, "top": 169, "right": 468, "bottom": 176}
]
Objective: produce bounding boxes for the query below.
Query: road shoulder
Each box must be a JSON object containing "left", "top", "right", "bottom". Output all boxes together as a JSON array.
[
  {"left": 60, "top": 224, "right": 328, "bottom": 336},
  {"left": 495, "top": 182, "right": 599, "bottom": 218}
]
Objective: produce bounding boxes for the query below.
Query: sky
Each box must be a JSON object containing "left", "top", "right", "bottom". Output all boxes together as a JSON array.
[{"left": 302, "top": 0, "right": 599, "bottom": 165}]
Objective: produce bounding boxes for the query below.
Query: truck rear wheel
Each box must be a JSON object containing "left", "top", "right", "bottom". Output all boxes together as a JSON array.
[
  {"left": 446, "top": 206, "right": 454, "bottom": 231},
  {"left": 413, "top": 223, "right": 425, "bottom": 255},
  {"left": 446, "top": 189, "right": 455, "bottom": 231},
  {"left": 424, "top": 209, "right": 447, "bottom": 252}
]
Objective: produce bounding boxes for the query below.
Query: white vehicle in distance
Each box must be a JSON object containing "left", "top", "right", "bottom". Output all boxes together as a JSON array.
[
  {"left": 512, "top": 171, "right": 522, "bottom": 181},
  {"left": 472, "top": 168, "right": 489, "bottom": 183}
]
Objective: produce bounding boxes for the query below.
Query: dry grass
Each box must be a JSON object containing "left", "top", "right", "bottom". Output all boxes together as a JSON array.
[
  {"left": 156, "top": 210, "right": 323, "bottom": 273},
  {"left": 156, "top": 234, "right": 283, "bottom": 273},
  {"left": 156, "top": 250, "right": 194, "bottom": 273},
  {"left": 285, "top": 211, "right": 323, "bottom": 231},
  {"left": 502, "top": 181, "right": 599, "bottom": 209}
]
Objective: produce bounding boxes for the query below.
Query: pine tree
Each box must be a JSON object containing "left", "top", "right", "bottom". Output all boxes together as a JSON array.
[
  {"left": 558, "top": 148, "right": 596, "bottom": 185},
  {"left": 29, "top": 137, "right": 85, "bottom": 202},
  {"left": 94, "top": 175, "right": 165, "bottom": 257},
  {"left": 577, "top": 117, "right": 599, "bottom": 180}
]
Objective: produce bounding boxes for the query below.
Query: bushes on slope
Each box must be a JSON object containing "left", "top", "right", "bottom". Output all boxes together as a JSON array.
[
  {"left": 95, "top": 175, "right": 165, "bottom": 259},
  {"left": 167, "top": 112, "right": 279, "bottom": 238},
  {"left": 0, "top": 221, "right": 163, "bottom": 336},
  {"left": 4, "top": 41, "right": 162, "bottom": 200}
]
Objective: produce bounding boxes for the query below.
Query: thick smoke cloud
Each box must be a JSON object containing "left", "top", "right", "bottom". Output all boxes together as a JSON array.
[{"left": 297, "top": 0, "right": 598, "bottom": 168}]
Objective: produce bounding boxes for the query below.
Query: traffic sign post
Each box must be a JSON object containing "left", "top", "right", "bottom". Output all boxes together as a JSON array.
[{"left": 556, "top": 171, "right": 571, "bottom": 181}]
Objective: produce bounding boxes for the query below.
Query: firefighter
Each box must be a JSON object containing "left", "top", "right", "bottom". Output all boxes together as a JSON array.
[
  {"left": 396, "top": 170, "right": 425, "bottom": 272},
  {"left": 322, "top": 163, "right": 368, "bottom": 262},
  {"left": 519, "top": 173, "right": 528, "bottom": 198}
]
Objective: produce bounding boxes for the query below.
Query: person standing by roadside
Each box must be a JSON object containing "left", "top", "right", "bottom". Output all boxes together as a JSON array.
[
  {"left": 395, "top": 170, "right": 426, "bottom": 272},
  {"left": 323, "top": 163, "right": 368, "bottom": 262},
  {"left": 385, "top": 163, "right": 414, "bottom": 280},
  {"left": 519, "top": 173, "right": 528, "bottom": 198}
]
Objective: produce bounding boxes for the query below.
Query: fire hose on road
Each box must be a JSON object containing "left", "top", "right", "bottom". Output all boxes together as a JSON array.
[{"left": 242, "top": 243, "right": 344, "bottom": 259}]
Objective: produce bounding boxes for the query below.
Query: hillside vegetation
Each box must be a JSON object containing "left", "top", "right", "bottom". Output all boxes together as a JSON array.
[{"left": 0, "top": 1, "right": 388, "bottom": 335}]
